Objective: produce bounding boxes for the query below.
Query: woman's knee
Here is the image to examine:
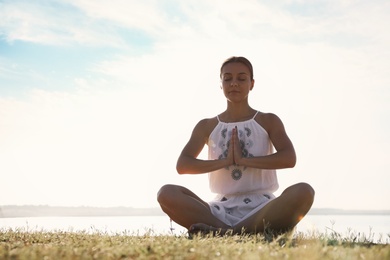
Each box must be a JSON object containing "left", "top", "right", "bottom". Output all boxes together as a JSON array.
[
  {"left": 297, "top": 182, "right": 314, "bottom": 196},
  {"left": 284, "top": 182, "right": 315, "bottom": 203},
  {"left": 157, "top": 184, "right": 181, "bottom": 205}
]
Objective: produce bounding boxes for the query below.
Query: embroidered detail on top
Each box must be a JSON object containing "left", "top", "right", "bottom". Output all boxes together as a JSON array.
[
  {"left": 263, "top": 194, "right": 271, "bottom": 199},
  {"left": 245, "top": 139, "right": 254, "bottom": 149},
  {"left": 231, "top": 168, "right": 242, "bottom": 180},
  {"left": 238, "top": 129, "right": 244, "bottom": 138},
  {"left": 214, "top": 205, "right": 220, "bottom": 210},
  {"left": 245, "top": 127, "right": 251, "bottom": 137},
  {"left": 242, "top": 148, "right": 249, "bottom": 157},
  {"left": 221, "top": 128, "right": 227, "bottom": 139},
  {"left": 243, "top": 198, "right": 252, "bottom": 204},
  {"left": 221, "top": 197, "right": 227, "bottom": 202}
]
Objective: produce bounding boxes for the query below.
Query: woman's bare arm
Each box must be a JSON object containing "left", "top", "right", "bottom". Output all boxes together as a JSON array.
[
  {"left": 234, "top": 113, "right": 296, "bottom": 169},
  {"left": 176, "top": 119, "right": 233, "bottom": 174}
]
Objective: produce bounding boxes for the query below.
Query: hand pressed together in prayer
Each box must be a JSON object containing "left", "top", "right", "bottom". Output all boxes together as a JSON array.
[{"left": 227, "top": 126, "right": 244, "bottom": 166}]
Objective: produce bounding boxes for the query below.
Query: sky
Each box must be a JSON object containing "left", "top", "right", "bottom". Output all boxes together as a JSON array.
[{"left": 0, "top": 0, "right": 389, "bottom": 210}]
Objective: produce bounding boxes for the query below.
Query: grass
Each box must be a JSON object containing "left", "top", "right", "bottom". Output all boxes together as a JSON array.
[{"left": 0, "top": 228, "right": 389, "bottom": 259}]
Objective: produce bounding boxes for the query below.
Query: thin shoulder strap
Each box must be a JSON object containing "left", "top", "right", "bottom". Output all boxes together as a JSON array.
[
  {"left": 216, "top": 115, "right": 221, "bottom": 122},
  {"left": 252, "top": 111, "right": 259, "bottom": 119}
]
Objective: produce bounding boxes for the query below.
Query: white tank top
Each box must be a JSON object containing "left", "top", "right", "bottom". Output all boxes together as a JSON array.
[{"left": 208, "top": 112, "right": 279, "bottom": 195}]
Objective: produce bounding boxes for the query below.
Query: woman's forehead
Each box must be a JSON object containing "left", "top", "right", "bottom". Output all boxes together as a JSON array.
[{"left": 221, "top": 62, "right": 250, "bottom": 74}]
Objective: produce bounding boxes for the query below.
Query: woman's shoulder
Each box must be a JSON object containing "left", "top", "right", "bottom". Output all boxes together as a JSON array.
[
  {"left": 196, "top": 116, "right": 219, "bottom": 131},
  {"left": 256, "top": 111, "right": 280, "bottom": 120},
  {"left": 191, "top": 116, "right": 219, "bottom": 139},
  {"left": 255, "top": 111, "right": 284, "bottom": 131}
]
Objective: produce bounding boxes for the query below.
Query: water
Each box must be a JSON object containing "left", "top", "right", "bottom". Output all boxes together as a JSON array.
[
  {"left": 297, "top": 215, "right": 389, "bottom": 242},
  {"left": 0, "top": 215, "right": 389, "bottom": 242}
]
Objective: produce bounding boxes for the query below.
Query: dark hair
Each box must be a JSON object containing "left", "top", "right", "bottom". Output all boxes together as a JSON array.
[{"left": 220, "top": 56, "right": 254, "bottom": 81}]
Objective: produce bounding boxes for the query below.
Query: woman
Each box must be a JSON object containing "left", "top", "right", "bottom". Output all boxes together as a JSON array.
[{"left": 157, "top": 56, "right": 314, "bottom": 235}]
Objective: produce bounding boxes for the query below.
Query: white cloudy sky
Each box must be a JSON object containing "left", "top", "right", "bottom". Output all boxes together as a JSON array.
[{"left": 0, "top": 0, "right": 389, "bottom": 210}]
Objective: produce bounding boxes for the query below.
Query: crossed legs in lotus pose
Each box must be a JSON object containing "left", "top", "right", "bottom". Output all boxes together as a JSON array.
[{"left": 157, "top": 182, "right": 315, "bottom": 235}]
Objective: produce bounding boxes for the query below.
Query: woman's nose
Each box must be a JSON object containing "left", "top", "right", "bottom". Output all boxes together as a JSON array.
[{"left": 230, "top": 80, "right": 238, "bottom": 86}]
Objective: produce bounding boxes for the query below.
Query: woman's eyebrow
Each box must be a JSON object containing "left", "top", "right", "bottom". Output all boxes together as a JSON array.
[{"left": 223, "top": 72, "right": 248, "bottom": 76}]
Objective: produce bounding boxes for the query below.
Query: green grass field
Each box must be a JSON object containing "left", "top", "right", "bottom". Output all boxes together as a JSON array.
[{"left": 1, "top": 229, "right": 389, "bottom": 259}]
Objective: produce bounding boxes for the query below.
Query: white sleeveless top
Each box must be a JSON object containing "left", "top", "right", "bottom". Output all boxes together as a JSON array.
[{"left": 208, "top": 112, "right": 279, "bottom": 195}]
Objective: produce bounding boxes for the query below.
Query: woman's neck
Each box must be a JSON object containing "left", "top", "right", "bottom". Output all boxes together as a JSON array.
[{"left": 221, "top": 103, "right": 256, "bottom": 122}]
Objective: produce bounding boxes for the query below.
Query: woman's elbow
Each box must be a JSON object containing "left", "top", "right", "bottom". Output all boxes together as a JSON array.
[
  {"left": 176, "top": 165, "right": 185, "bottom": 175},
  {"left": 176, "top": 160, "right": 187, "bottom": 175},
  {"left": 280, "top": 150, "right": 296, "bottom": 168},
  {"left": 287, "top": 153, "right": 297, "bottom": 168},
  {"left": 288, "top": 158, "right": 296, "bottom": 168}
]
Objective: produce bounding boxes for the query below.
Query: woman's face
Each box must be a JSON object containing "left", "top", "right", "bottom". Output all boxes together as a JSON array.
[{"left": 220, "top": 62, "right": 254, "bottom": 103}]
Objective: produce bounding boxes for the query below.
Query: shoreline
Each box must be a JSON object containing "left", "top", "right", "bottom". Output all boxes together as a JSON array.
[{"left": 1, "top": 205, "right": 389, "bottom": 218}]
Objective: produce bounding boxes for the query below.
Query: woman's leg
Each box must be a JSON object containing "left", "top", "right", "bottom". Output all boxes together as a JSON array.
[
  {"left": 187, "top": 183, "right": 314, "bottom": 235},
  {"left": 157, "top": 184, "right": 230, "bottom": 230},
  {"left": 233, "top": 182, "right": 315, "bottom": 234}
]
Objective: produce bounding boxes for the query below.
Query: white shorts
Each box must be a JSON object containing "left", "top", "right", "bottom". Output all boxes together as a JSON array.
[{"left": 209, "top": 192, "right": 275, "bottom": 227}]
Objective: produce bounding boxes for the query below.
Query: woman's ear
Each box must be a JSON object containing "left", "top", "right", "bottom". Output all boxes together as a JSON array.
[{"left": 250, "top": 79, "right": 255, "bottom": 90}]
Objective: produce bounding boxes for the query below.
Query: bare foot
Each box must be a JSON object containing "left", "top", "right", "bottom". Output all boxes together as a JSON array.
[{"left": 188, "top": 223, "right": 229, "bottom": 236}]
